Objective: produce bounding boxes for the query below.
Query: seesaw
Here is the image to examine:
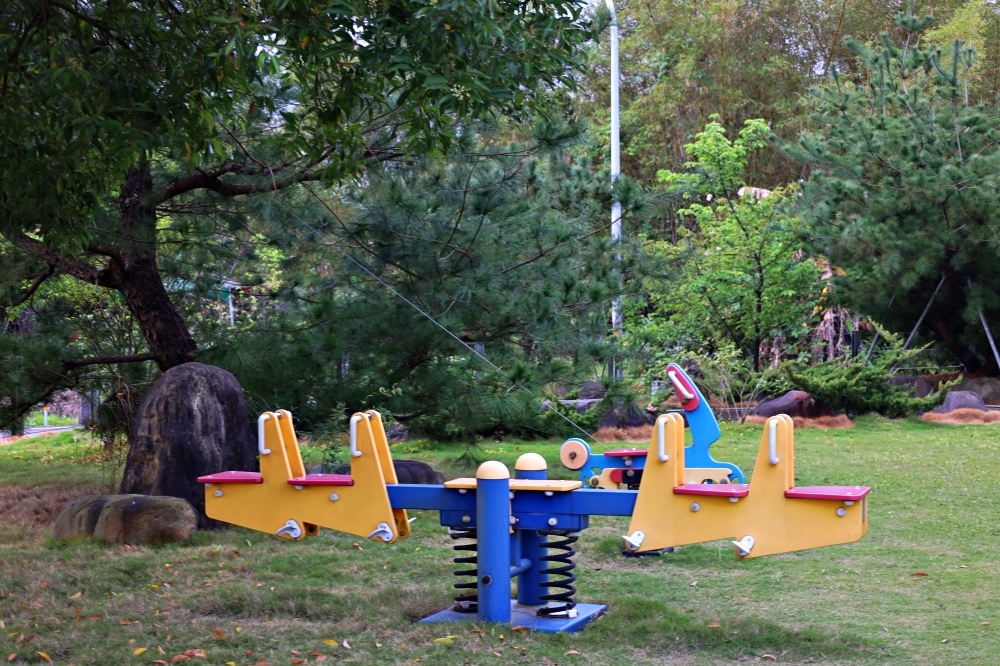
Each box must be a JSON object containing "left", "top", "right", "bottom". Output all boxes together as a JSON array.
[
  {"left": 199, "top": 405, "right": 869, "bottom": 633},
  {"left": 560, "top": 363, "right": 745, "bottom": 489}
]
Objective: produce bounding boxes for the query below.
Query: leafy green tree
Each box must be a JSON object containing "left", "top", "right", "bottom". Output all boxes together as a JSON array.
[
  {"left": 0, "top": 0, "right": 598, "bottom": 425},
  {"left": 576, "top": 0, "right": 972, "bottom": 194},
  {"left": 792, "top": 3, "right": 1000, "bottom": 374},
  {"left": 629, "top": 119, "right": 821, "bottom": 373}
]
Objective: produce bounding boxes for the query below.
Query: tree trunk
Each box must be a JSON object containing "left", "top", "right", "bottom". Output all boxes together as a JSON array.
[
  {"left": 113, "top": 165, "right": 197, "bottom": 371},
  {"left": 116, "top": 254, "right": 197, "bottom": 370}
]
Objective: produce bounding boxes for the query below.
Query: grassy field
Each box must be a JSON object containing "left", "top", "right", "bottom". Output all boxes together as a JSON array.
[{"left": 0, "top": 418, "right": 997, "bottom": 665}]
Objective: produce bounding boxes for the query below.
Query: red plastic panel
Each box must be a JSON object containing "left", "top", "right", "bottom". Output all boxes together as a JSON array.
[
  {"left": 609, "top": 468, "right": 642, "bottom": 484},
  {"left": 287, "top": 474, "right": 355, "bottom": 487},
  {"left": 784, "top": 486, "right": 871, "bottom": 501},
  {"left": 197, "top": 471, "right": 263, "bottom": 484},
  {"left": 666, "top": 363, "right": 700, "bottom": 412},
  {"left": 673, "top": 483, "right": 750, "bottom": 497},
  {"left": 603, "top": 448, "right": 648, "bottom": 458}
]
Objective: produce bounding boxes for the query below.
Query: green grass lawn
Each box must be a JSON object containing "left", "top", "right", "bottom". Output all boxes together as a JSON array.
[{"left": 0, "top": 418, "right": 997, "bottom": 665}]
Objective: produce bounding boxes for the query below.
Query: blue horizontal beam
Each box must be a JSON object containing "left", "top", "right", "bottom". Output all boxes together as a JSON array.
[
  {"left": 387, "top": 484, "right": 476, "bottom": 512},
  {"left": 387, "top": 483, "right": 637, "bottom": 519}
]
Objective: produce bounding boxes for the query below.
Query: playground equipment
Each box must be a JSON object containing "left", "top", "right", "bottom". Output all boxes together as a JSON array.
[
  {"left": 199, "top": 400, "right": 869, "bottom": 634},
  {"left": 560, "top": 363, "right": 745, "bottom": 489}
]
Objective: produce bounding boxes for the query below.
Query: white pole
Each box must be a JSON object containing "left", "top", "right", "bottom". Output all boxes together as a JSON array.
[{"left": 606, "top": 0, "right": 622, "bottom": 378}]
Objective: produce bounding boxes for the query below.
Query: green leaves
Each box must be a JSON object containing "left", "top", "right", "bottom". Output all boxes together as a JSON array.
[{"left": 793, "top": 5, "right": 1000, "bottom": 373}]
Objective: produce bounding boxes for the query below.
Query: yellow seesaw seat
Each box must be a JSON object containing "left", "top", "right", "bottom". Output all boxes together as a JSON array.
[
  {"left": 624, "top": 413, "right": 869, "bottom": 558},
  {"left": 198, "top": 410, "right": 409, "bottom": 543}
]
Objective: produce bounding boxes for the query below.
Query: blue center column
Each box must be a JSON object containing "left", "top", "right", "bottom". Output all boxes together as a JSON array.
[
  {"left": 514, "top": 453, "right": 547, "bottom": 606},
  {"left": 476, "top": 461, "right": 512, "bottom": 624}
]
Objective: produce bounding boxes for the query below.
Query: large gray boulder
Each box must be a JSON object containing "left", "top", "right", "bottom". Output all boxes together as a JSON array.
[
  {"left": 750, "top": 390, "right": 835, "bottom": 419},
  {"left": 53, "top": 495, "right": 197, "bottom": 545},
  {"left": 121, "top": 363, "right": 256, "bottom": 528},
  {"left": 956, "top": 377, "right": 1000, "bottom": 404},
  {"left": 930, "top": 390, "right": 987, "bottom": 414}
]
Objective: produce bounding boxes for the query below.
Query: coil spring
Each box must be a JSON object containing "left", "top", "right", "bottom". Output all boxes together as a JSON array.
[
  {"left": 449, "top": 527, "right": 478, "bottom": 613},
  {"left": 537, "top": 530, "right": 578, "bottom": 617}
]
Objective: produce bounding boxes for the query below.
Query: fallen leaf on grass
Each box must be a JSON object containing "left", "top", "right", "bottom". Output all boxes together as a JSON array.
[
  {"left": 706, "top": 622, "right": 720, "bottom": 628},
  {"left": 171, "top": 657, "right": 189, "bottom": 664},
  {"left": 132, "top": 647, "right": 147, "bottom": 656},
  {"left": 351, "top": 543, "right": 362, "bottom": 550},
  {"left": 761, "top": 655, "right": 776, "bottom": 660},
  {"left": 941, "top": 639, "right": 949, "bottom": 643},
  {"left": 374, "top": 642, "right": 382, "bottom": 648},
  {"left": 152, "top": 661, "right": 168, "bottom": 666},
  {"left": 120, "top": 619, "right": 133, "bottom": 625},
  {"left": 981, "top": 622, "right": 991, "bottom": 626},
  {"left": 342, "top": 640, "right": 350, "bottom": 649},
  {"left": 432, "top": 636, "right": 456, "bottom": 646},
  {"left": 322, "top": 639, "right": 338, "bottom": 647},
  {"left": 68, "top": 591, "right": 82, "bottom": 599},
  {"left": 213, "top": 628, "right": 225, "bottom": 639},
  {"left": 510, "top": 626, "right": 530, "bottom": 632},
  {"left": 36, "top": 653, "right": 52, "bottom": 664},
  {"left": 564, "top": 650, "right": 580, "bottom": 655},
  {"left": 912, "top": 572, "right": 929, "bottom": 577},
  {"left": 5, "top": 655, "right": 13, "bottom": 663},
  {"left": 291, "top": 660, "right": 305, "bottom": 665}
]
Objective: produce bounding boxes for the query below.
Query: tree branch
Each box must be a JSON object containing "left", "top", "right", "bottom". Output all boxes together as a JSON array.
[
  {"left": 61, "top": 352, "right": 159, "bottom": 371},
  {"left": 10, "top": 263, "right": 56, "bottom": 309},
  {"left": 4, "top": 231, "right": 119, "bottom": 288}
]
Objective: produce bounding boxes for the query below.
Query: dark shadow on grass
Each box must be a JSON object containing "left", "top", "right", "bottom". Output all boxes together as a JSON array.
[{"left": 588, "top": 596, "right": 882, "bottom": 662}]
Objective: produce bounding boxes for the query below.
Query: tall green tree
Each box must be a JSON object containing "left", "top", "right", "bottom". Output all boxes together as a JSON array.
[
  {"left": 0, "top": 0, "right": 597, "bottom": 424},
  {"left": 630, "top": 118, "right": 821, "bottom": 373},
  {"left": 793, "top": 4, "right": 1000, "bottom": 374}
]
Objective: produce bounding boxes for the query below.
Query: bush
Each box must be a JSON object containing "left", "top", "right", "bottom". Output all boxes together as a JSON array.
[{"left": 782, "top": 329, "right": 955, "bottom": 417}]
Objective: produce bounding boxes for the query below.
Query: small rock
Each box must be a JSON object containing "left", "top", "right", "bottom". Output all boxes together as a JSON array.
[
  {"left": 750, "top": 390, "right": 834, "bottom": 419},
  {"left": 931, "top": 390, "right": 987, "bottom": 414},
  {"left": 53, "top": 495, "right": 197, "bottom": 545}
]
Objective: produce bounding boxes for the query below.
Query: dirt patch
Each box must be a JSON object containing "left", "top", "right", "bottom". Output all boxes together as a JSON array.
[
  {"left": 0, "top": 482, "right": 114, "bottom": 529},
  {"left": 593, "top": 425, "right": 655, "bottom": 443},
  {"left": 921, "top": 408, "right": 1000, "bottom": 425},
  {"left": 743, "top": 414, "right": 854, "bottom": 429}
]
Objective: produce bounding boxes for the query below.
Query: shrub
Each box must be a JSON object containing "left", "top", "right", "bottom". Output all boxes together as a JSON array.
[{"left": 782, "top": 329, "right": 955, "bottom": 417}]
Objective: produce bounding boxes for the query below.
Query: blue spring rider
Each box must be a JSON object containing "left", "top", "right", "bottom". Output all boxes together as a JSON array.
[{"left": 559, "top": 363, "right": 745, "bottom": 488}]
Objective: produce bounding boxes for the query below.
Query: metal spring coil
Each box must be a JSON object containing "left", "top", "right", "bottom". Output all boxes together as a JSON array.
[
  {"left": 537, "top": 530, "right": 578, "bottom": 617},
  {"left": 449, "top": 527, "right": 478, "bottom": 613}
]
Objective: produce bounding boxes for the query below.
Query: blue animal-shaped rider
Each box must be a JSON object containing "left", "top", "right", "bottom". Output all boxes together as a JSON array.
[{"left": 559, "top": 363, "right": 745, "bottom": 488}]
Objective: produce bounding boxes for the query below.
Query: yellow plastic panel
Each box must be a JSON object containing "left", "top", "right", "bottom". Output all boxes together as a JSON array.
[
  {"left": 204, "top": 410, "right": 401, "bottom": 543},
  {"left": 274, "top": 410, "right": 306, "bottom": 478},
  {"left": 365, "top": 410, "right": 410, "bottom": 539},
  {"left": 203, "top": 412, "right": 308, "bottom": 538},
  {"left": 734, "top": 414, "right": 867, "bottom": 558},
  {"left": 626, "top": 414, "right": 868, "bottom": 558}
]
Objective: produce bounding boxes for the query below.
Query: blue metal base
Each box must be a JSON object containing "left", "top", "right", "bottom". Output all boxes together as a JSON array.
[{"left": 420, "top": 601, "right": 607, "bottom": 633}]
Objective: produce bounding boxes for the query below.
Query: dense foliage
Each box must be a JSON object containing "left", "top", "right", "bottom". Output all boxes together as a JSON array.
[{"left": 792, "top": 4, "right": 1000, "bottom": 374}]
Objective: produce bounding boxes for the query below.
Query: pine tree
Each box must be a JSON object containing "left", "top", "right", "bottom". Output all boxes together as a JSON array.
[{"left": 792, "top": 2, "right": 1000, "bottom": 374}]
